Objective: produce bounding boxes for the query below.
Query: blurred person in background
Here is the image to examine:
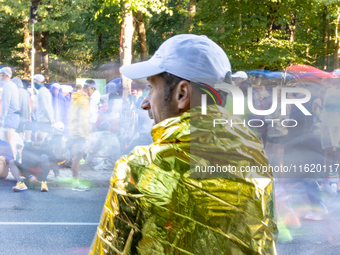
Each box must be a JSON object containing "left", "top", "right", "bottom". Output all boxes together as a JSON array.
[
  {"left": 66, "top": 84, "right": 83, "bottom": 101},
  {"left": 0, "top": 139, "right": 26, "bottom": 191},
  {"left": 123, "top": 109, "right": 153, "bottom": 154},
  {"left": 106, "top": 81, "right": 122, "bottom": 134},
  {"left": 30, "top": 74, "right": 45, "bottom": 133},
  {"left": 265, "top": 86, "right": 290, "bottom": 168},
  {"left": 95, "top": 94, "right": 109, "bottom": 128},
  {"left": 35, "top": 74, "right": 54, "bottom": 140},
  {"left": 32, "top": 74, "right": 45, "bottom": 93},
  {"left": 231, "top": 70, "right": 251, "bottom": 88},
  {"left": 50, "top": 82, "right": 70, "bottom": 134},
  {"left": 68, "top": 86, "right": 90, "bottom": 191},
  {"left": 106, "top": 81, "right": 122, "bottom": 116},
  {"left": 12, "top": 77, "right": 31, "bottom": 142},
  {"left": 321, "top": 79, "right": 340, "bottom": 191},
  {"left": 85, "top": 121, "right": 120, "bottom": 171},
  {"left": 84, "top": 80, "right": 99, "bottom": 133},
  {"left": 312, "top": 87, "right": 326, "bottom": 135},
  {"left": 12, "top": 132, "right": 59, "bottom": 192},
  {"left": 130, "top": 87, "right": 144, "bottom": 110},
  {"left": 0, "top": 88, "right": 3, "bottom": 115},
  {"left": 44, "top": 122, "right": 70, "bottom": 167},
  {"left": 0, "top": 67, "right": 20, "bottom": 160}
]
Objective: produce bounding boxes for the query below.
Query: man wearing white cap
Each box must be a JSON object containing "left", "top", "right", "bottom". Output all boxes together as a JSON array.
[
  {"left": 0, "top": 67, "right": 20, "bottom": 159},
  {"left": 34, "top": 74, "right": 54, "bottom": 139},
  {"left": 84, "top": 79, "right": 99, "bottom": 132},
  {"left": 231, "top": 70, "right": 251, "bottom": 87},
  {"left": 33, "top": 74, "right": 45, "bottom": 89},
  {"left": 34, "top": 74, "right": 54, "bottom": 140},
  {"left": 30, "top": 74, "right": 46, "bottom": 129},
  {"left": 90, "top": 35, "right": 277, "bottom": 254}
]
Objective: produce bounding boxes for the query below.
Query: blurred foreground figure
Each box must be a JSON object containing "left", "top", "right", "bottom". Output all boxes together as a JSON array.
[
  {"left": 45, "top": 122, "right": 69, "bottom": 166},
  {"left": 321, "top": 81, "right": 340, "bottom": 190},
  {"left": 68, "top": 88, "right": 90, "bottom": 191},
  {"left": 35, "top": 74, "right": 54, "bottom": 140},
  {"left": 12, "top": 132, "right": 59, "bottom": 192},
  {"left": 90, "top": 35, "right": 277, "bottom": 254},
  {"left": 0, "top": 67, "right": 20, "bottom": 160},
  {"left": 12, "top": 77, "right": 31, "bottom": 142},
  {"left": 85, "top": 122, "right": 120, "bottom": 171},
  {"left": 84, "top": 80, "right": 99, "bottom": 133},
  {"left": 0, "top": 139, "right": 24, "bottom": 191}
]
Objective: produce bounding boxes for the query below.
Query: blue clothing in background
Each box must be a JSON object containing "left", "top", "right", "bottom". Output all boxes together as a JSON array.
[
  {"left": 50, "top": 87, "right": 70, "bottom": 134},
  {"left": 0, "top": 139, "right": 14, "bottom": 164}
]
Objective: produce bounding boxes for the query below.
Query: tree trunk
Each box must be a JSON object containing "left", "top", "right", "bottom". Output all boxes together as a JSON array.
[
  {"left": 34, "top": 31, "right": 42, "bottom": 74},
  {"left": 23, "top": 21, "right": 30, "bottom": 79},
  {"left": 334, "top": 10, "right": 340, "bottom": 69},
  {"left": 32, "top": 0, "right": 42, "bottom": 75},
  {"left": 136, "top": 11, "right": 147, "bottom": 61},
  {"left": 327, "top": 18, "right": 331, "bottom": 69},
  {"left": 322, "top": 7, "right": 327, "bottom": 70},
  {"left": 267, "top": 19, "right": 275, "bottom": 38},
  {"left": 120, "top": 0, "right": 134, "bottom": 97},
  {"left": 41, "top": 31, "right": 49, "bottom": 82},
  {"left": 306, "top": 27, "right": 310, "bottom": 57},
  {"left": 184, "top": 0, "right": 196, "bottom": 31},
  {"left": 287, "top": 14, "right": 296, "bottom": 45}
]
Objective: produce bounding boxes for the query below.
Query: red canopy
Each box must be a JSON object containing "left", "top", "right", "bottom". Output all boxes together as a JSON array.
[{"left": 286, "top": 64, "right": 339, "bottom": 78}]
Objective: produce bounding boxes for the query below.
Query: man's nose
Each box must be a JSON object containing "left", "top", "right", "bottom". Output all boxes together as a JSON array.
[{"left": 141, "top": 92, "right": 151, "bottom": 110}]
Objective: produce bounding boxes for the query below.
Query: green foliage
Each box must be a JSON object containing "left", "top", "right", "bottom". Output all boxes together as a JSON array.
[
  {"left": 145, "top": 0, "right": 190, "bottom": 55},
  {"left": 0, "top": 0, "right": 340, "bottom": 80},
  {"left": 0, "top": 0, "right": 30, "bottom": 67}
]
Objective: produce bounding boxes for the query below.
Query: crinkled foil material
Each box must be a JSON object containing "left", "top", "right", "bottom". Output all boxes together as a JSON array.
[{"left": 89, "top": 105, "right": 277, "bottom": 255}]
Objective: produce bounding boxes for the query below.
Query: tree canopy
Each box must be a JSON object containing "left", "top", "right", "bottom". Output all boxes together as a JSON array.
[{"left": 0, "top": 0, "right": 339, "bottom": 83}]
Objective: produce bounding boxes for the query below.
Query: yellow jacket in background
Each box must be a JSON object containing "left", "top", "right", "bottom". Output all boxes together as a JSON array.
[{"left": 69, "top": 92, "right": 89, "bottom": 139}]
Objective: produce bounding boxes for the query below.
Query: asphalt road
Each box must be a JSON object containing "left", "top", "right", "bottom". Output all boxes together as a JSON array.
[
  {"left": 277, "top": 181, "right": 340, "bottom": 255},
  {"left": 0, "top": 178, "right": 108, "bottom": 255},
  {"left": 2, "top": 177, "right": 340, "bottom": 255}
]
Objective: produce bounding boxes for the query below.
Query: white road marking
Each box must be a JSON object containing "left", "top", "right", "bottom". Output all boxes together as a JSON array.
[{"left": 0, "top": 222, "right": 98, "bottom": 225}]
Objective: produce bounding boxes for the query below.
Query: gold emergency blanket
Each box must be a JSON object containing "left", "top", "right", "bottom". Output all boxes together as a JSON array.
[{"left": 89, "top": 105, "right": 277, "bottom": 255}]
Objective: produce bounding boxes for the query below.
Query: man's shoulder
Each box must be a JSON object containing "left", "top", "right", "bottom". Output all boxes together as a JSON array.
[
  {"left": 2, "top": 81, "right": 14, "bottom": 90},
  {"left": 38, "top": 87, "right": 49, "bottom": 96}
]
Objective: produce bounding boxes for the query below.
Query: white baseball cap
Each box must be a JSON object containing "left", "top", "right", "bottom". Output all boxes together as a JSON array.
[
  {"left": 51, "top": 82, "right": 61, "bottom": 90},
  {"left": 231, "top": 71, "right": 248, "bottom": 79},
  {"left": 119, "top": 34, "right": 232, "bottom": 88},
  {"left": 33, "top": 74, "right": 45, "bottom": 83},
  {"left": 0, "top": 67, "right": 12, "bottom": 78}
]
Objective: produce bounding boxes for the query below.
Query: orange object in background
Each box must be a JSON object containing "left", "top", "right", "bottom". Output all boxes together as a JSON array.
[{"left": 286, "top": 64, "right": 340, "bottom": 79}]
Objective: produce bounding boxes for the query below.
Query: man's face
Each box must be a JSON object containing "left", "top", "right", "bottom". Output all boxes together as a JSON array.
[
  {"left": 86, "top": 86, "right": 94, "bottom": 96},
  {"left": 52, "top": 88, "right": 59, "bottom": 97},
  {"left": 141, "top": 75, "right": 177, "bottom": 125},
  {"left": 34, "top": 79, "right": 42, "bottom": 84},
  {"left": 233, "top": 77, "right": 244, "bottom": 85},
  {"left": 0, "top": 73, "right": 4, "bottom": 81}
]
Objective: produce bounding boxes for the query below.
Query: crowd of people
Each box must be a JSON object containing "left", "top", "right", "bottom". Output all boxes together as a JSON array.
[
  {"left": 228, "top": 69, "right": 340, "bottom": 243},
  {"left": 0, "top": 67, "right": 152, "bottom": 192},
  {"left": 2, "top": 34, "right": 340, "bottom": 253}
]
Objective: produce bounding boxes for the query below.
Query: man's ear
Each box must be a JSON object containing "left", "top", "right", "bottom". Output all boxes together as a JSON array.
[{"left": 173, "top": 80, "right": 191, "bottom": 112}]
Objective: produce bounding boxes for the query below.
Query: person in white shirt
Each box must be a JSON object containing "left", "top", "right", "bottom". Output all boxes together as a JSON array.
[{"left": 83, "top": 80, "right": 99, "bottom": 133}]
